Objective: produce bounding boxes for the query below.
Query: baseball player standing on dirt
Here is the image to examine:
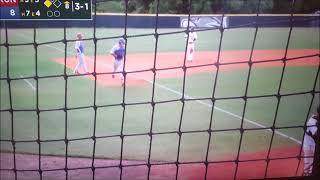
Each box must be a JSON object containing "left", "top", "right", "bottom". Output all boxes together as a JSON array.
[
  {"left": 110, "top": 38, "right": 126, "bottom": 86},
  {"left": 184, "top": 27, "right": 197, "bottom": 62},
  {"left": 303, "top": 106, "right": 320, "bottom": 176},
  {"left": 74, "top": 32, "right": 89, "bottom": 75}
]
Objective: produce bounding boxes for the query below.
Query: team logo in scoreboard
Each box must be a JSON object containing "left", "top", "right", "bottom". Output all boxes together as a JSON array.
[
  {"left": 0, "top": 0, "right": 19, "bottom": 6},
  {"left": 0, "top": 0, "right": 92, "bottom": 20}
]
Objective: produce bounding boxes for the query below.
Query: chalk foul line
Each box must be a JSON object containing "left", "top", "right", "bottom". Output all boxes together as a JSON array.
[
  {"left": 20, "top": 75, "right": 36, "bottom": 91},
  {"left": 18, "top": 33, "right": 301, "bottom": 145}
]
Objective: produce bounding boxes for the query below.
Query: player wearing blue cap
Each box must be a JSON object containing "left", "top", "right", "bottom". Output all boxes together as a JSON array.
[
  {"left": 110, "top": 38, "right": 126, "bottom": 85},
  {"left": 73, "top": 32, "right": 89, "bottom": 74}
]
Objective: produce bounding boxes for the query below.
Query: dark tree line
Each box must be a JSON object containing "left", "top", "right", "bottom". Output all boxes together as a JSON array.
[{"left": 96, "top": 0, "right": 320, "bottom": 14}]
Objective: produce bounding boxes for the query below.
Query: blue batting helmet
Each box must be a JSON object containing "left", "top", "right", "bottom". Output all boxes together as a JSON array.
[{"left": 119, "top": 38, "right": 125, "bottom": 45}]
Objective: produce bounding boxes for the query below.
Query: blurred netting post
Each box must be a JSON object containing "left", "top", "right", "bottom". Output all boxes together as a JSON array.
[{"left": 0, "top": 0, "right": 320, "bottom": 180}]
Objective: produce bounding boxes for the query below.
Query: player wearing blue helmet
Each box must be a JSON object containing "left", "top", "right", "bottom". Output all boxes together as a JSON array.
[
  {"left": 110, "top": 38, "right": 126, "bottom": 85},
  {"left": 73, "top": 32, "right": 89, "bottom": 74}
]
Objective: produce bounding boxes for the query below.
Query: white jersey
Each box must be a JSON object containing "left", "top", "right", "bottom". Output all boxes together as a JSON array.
[
  {"left": 185, "top": 32, "right": 197, "bottom": 44},
  {"left": 304, "top": 116, "right": 318, "bottom": 147},
  {"left": 75, "top": 40, "right": 84, "bottom": 54}
]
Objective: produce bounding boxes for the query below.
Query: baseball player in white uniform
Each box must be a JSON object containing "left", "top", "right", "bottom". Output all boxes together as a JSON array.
[
  {"left": 74, "top": 33, "right": 89, "bottom": 74},
  {"left": 184, "top": 27, "right": 197, "bottom": 62},
  {"left": 110, "top": 38, "right": 126, "bottom": 85},
  {"left": 303, "top": 106, "right": 319, "bottom": 175}
]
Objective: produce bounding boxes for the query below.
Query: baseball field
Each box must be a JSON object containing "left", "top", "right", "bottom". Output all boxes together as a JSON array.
[{"left": 0, "top": 27, "right": 319, "bottom": 179}]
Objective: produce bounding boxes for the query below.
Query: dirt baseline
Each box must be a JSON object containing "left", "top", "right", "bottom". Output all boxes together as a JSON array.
[
  {"left": 0, "top": 146, "right": 304, "bottom": 180},
  {"left": 54, "top": 49, "right": 319, "bottom": 87}
]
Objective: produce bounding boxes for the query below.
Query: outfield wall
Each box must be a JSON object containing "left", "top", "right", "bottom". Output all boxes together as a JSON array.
[{"left": 0, "top": 14, "right": 319, "bottom": 28}]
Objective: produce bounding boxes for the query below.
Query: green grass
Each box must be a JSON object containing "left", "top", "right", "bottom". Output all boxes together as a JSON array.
[{"left": 0, "top": 27, "right": 319, "bottom": 162}]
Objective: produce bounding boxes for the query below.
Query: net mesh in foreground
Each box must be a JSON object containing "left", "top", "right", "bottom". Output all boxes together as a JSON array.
[{"left": 0, "top": 0, "right": 319, "bottom": 179}]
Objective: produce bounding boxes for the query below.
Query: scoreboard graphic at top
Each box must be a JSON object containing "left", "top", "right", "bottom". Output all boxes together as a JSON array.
[{"left": 0, "top": 0, "right": 92, "bottom": 20}]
